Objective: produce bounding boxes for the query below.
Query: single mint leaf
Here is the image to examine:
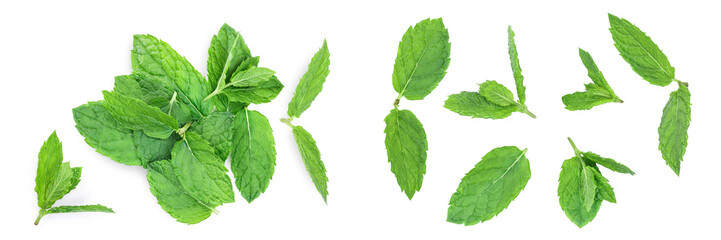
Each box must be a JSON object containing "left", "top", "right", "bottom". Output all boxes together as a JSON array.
[
  {"left": 288, "top": 40, "right": 331, "bottom": 118},
  {"left": 658, "top": 84, "right": 691, "bottom": 175},
  {"left": 146, "top": 160, "right": 215, "bottom": 224},
  {"left": 582, "top": 152, "right": 635, "bottom": 175},
  {"left": 292, "top": 125, "right": 329, "bottom": 203},
  {"left": 563, "top": 49, "right": 622, "bottom": 111},
  {"left": 608, "top": 14, "right": 675, "bottom": 86},
  {"left": 132, "top": 34, "right": 213, "bottom": 118},
  {"left": 581, "top": 166, "right": 597, "bottom": 211},
  {"left": 171, "top": 132, "right": 234, "bottom": 206},
  {"left": 479, "top": 80, "right": 516, "bottom": 106},
  {"left": 102, "top": 91, "right": 178, "bottom": 139},
  {"left": 384, "top": 108, "right": 427, "bottom": 199},
  {"left": 392, "top": 18, "right": 451, "bottom": 101},
  {"left": 444, "top": 91, "right": 517, "bottom": 119},
  {"left": 227, "top": 67, "right": 276, "bottom": 87},
  {"left": 222, "top": 75, "right": 284, "bottom": 104},
  {"left": 508, "top": 26, "right": 525, "bottom": 104},
  {"left": 46, "top": 205, "right": 115, "bottom": 214},
  {"left": 447, "top": 146, "right": 531, "bottom": 226},
  {"left": 190, "top": 111, "right": 234, "bottom": 160},
  {"left": 230, "top": 109, "right": 277, "bottom": 203},
  {"left": 591, "top": 168, "right": 617, "bottom": 203},
  {"left": 558, "top": 157, "right": 603, "bottom": 228}
]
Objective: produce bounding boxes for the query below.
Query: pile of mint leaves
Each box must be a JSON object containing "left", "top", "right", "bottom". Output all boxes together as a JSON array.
[{"left": 72, "top": 24, "right": 283, "bottom": 224}]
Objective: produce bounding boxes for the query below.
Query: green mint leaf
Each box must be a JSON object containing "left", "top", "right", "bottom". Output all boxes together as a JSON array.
[
  {"left": 447, "top": 146, "right": 530, "bottom": 226},
  {"left": 608, "top": 14, "right": 675, "bottom": 86},
  {"left": 658, "top": 84, "right": 691, "bottom": 175},
  {"left": 114, "top": 74, "right": 194, "bottom": 124},
  {"left": 562, "top": 49, "right": 622, "bottom": 111},
  {"left": 444, "top": 91, "right": 518, "bottom": 119},
  {"left": 384, "top": 108, "right": 427, "bottom": 199},
  {"left": 288, "top": 40, "right": 331, "bottom": 118},
  {"left": 227, "top": 67, "right": 276, "bottom": 87},
  {"left": 508, "top": 26, "right": 525, "bottom": 104},
  {"left": 392, "top": 18, "right": 451, "bottom": 101},
  {"left": 479, "top": 80, "right": 516, "bottom": 106},
  {"left": 222, "top": 75, "right": 284, "bottom": 104},
  {"left": 103, "top": 91, "right": 178, "bottom": 139},
  {"left": 208, "top": 24, "right": 252, "bottom": 96},
  {"left": 591, "top": 168, "right": 617, "bottom": 203},
  {"left": 582, "top": 152, "right": 635, "bottom": 175},
  {"left": 580, "top": 165, "right": 597, "bottom": 211},
  {"left": 146, "top": 160, "right": 216, "bottom": 224},
  {"left": 291, "top": 125, "right": 329, "bottom": 203},
  {"left": 171, "top": 132, "right": 234, "bottom": 206},
  {"left": 46, "top": 205, "right": 115, "bottom": 214},
  {"left": 34, "top": 132, "right": 113, "bottom": 225},
  {"left": 190, "top": 112, "right": 234, "bottom": 160},
  {"left": 230, "top": 109, "right": 277, "bottom": 203},
  {"left": 73, "top": 101, "right": 176, "bottom": 166},
  {"left": 558, "top": 156, "right": 603, "bottom": 228},
  {"left": 132, "top": 34, "right": 213, "bottom": 118}
]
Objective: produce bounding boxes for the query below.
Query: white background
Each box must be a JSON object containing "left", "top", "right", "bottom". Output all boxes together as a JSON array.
[{"left": 1, "top": 0, "right": 718, "bottom": 239}]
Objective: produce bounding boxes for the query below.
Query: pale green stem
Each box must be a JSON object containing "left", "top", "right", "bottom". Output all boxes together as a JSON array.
[
  {"left": 280, "top": 117, "right": 294, "bottom": 128},
  {"left": 177, "top": 122, "right": 192, "bottom": 137}
]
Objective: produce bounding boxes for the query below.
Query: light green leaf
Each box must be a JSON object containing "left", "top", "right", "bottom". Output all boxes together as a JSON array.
[
  {"left": 582, "top": 152, "right": 635, "bottom": 175},
  {"left": 191, "top": 112, "right": 234, "bottom": 160},
  {"left": 558, "top": 157, "right": 603, "bottom": 228},
  {"left": 208, "top": 23, "right": 252, "bottom": 94},
  {"left": 114, "top": 74, "right": 194, "bottom": 124},
  {"left": 35, "top": 132, "right": 74, "bottom": 209},
  {"left": 73, "top": 101, "right": 176, "bottom": 166},
  {"left": 590, "top": 167, "right": 616, "bottom": 203},
  {"left": 222, "top": 75, "right": 284, "bottom": 104},
  {"left": 384, "top": 108, "right": 427, "bottom": 199},
  {"left": 508, "top": 26, "right": 525, "bottom": 104},
  {"left": 227, "top": 67, "right": 276, "bottom": 87},
  {"left": 579, "top": 49, "right": 615, "bottom": 93},
  {"left": 444, "top": 91, "right": 517, "bottom": 119},
  {"left": 581, "top": 165, "right": 597, "bottom": 211},
  {"left": 608, "top": 14, "right": 675, "bottom": 86},
  {"left": 562, "top": 49, "right": 621, "bottom": 111},
  {"left": 658, "top": 84, "right": 691, "bottom": 175},
  {"left": 288, "top": 40, "right": 331, "bottom": 118},
  {"left": 171, "top": 132, "right": 234, "bottom": 206},
  {"left": 230, "top": 109, "right": 277, "bottom": 203},
  {"left": 392, "top": 18, "right": 451, "bottom": 100},
  {"left": 479, "top": 80, "right": 516, "bottom": 106},
  {"left": 292, "top": 125, "right": 329, "bottom": 203},
  {"left": 447, "top": 146, "right": 530, "bottom": 225},
  {"left": 103, "top": 91, "right": 178, "bottom": 139},
  {"left": 146, "top": 160, "right": 215, "bottom": 224},
  {"left": 46, "top": 205, "right": 115, "bottom": 214},
  {"left": 132, "top": 34, "right": 213, "bottom": 118}
]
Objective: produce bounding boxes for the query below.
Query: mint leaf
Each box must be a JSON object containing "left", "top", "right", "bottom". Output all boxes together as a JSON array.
[
  {"left": 114, "top": 74, "right": 194, "bottom": 123},
  {"left": 46, "top": 205, "right": 114, "bottom": 214},
  {"left": 392, "top": 18, "right": 451, "bottom": 101},
  {"left": 146, "top": 160, "right": 216, "bottom": 224},
  {"left": 658, "top": 84, "right": 691, "bottom": 175},
  {"left": 288, "top": 40, "right": 331, "bottom": 118},
  {"left": 582, "top": 152, "right": 635, "bottom": 175},
  {"left": 227, "top": 67, "right": 276, "bottom": 87},
  {"left": 447, "top": 146, "right": 530, "bottom": 226},
  {"left": 231, "top": 109, "right": 277, "bottom": 203},
  {"left": 207, "top": 24, "right": 253, "bottom": 112},
  {"left": 292, "top": 125, "right": 329, "bottom": 202},
  {"left": 559, "top": 138, "right": 633, "bottom": 228},
  {"left": 384, "top": 108, "right": 427, "bottom": 199},
  {"left": 562, "top": 49, "right": 622, "bottom": 110},
  {"left": 132, "top": 34, "right": 213, "bottom": 119},
  {"left": 608, "top": 14, "right": 675, "bottom": 87},
  {"left": 190, "top": 111, "right": 234, "bottom": 160},
  {"left": 171, "top": 132, "right": 234, "bottom": 206},
  {"left": 444, "top": 91, "right": 517, "bottom": 119},
  {"left": 34, "top": 132, "right": 113, "bottom": 225},
  {"left": 480, "top": 80, "right": 516, "bottom": 106},
  {"left": 508, "top": 26, "right": 525, "bottom": 104},
  {"left": 102, "top": 91, "right": 178, "bottom": 139},
  {"left": 222, "top": 75, "right": 284, "bottom": 104}
]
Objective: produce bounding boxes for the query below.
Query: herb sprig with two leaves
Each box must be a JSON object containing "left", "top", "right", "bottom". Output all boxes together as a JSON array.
[
  {"left": 73, "top": 24, "right": 283, "bottom": 224},
  {"left": 562, "top": 48, "right": 623, "bottom": 110}
]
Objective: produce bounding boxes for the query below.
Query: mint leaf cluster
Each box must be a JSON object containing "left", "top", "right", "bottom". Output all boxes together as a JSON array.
[
  {"left": 282, "top": 40, "right": 331, "bottom": 202},
  {"left": 444, "top": 26, "right": 535, "bottom": 119},
  {"left": 609, "top": 14, "right": 690, "bottom": 175},
  {"left": 558, "top": 138, "right": 634, "bottom": 228},
  {"left": 562, "top": 49, "right": 623, "bottom": 110},
  {"left": 73, "top": 24, "right": 283, "bottom": 224},
  {"left": 34, "top": 132, "right": 113, "bottom": 225},
  {"left": 385, "top": 18, "right": 451, "bottom": 199}
]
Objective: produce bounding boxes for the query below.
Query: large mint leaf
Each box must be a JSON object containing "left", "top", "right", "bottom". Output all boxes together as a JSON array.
[
  {"left": 392, "top": 18, "right": 451, "bottom": 100},
  {"left": 658, "top": 84, "right": 691, "bottom": 175},
  {"left": 230, "top": 109, "right": 277, "bottom": 203},
  {"left": 288, "top": 40, "right": 331, "bottom": 118},
  {"left": 447, "top": 146, "right": 530, "bottom": 225},
  {"left": 384, "top": 108, "right": 427, "bottom": 199},
  {"left": 558, "top": 156, "right": 603, "bottom": 228},
  {"left": 102, "top": 91, "right": 178, "bottom": 139},
  {"left": 171, "top": 132, "right": 234, "bottom": 206},
  {"left": 292, "top": 125, "right": 329, "bottom": 203},
  {"left": 191, "top": 111, "right": 234, "bottom": 160},
  {"left": 146, "top": 160, "right": 216, "bottom": 224},
  {"left": 444, "top": 91, "right": 517, "bottom": 119}
]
